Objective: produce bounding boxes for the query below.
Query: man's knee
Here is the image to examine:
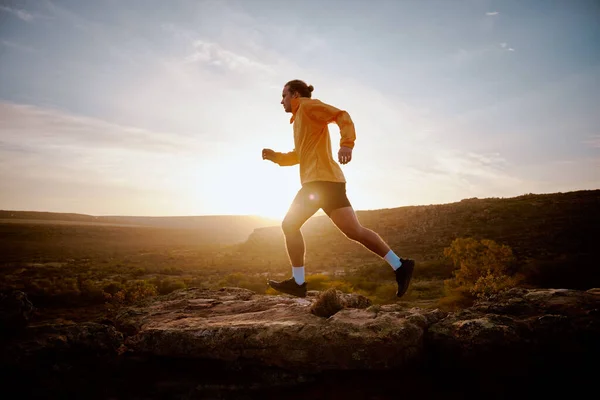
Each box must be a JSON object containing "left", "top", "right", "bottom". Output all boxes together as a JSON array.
[{"left": 281, "top": 218, "right": 301, "bottom": 236}]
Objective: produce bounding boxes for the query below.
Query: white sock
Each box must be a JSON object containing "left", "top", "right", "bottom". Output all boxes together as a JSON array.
[
  {"left": 384, "top": 250, "right": 402, "bottom": 270},
  {"left": 292, "top": 266, "right": 305, "bottom": 284}
]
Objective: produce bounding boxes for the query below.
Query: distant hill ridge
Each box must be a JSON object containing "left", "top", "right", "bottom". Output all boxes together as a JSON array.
[
  {"left": 0, "top": 210, "right": 279, "bottom": 228},
  {"left": 0, "top": 211, "right": 280, "bottom": 245},
  {"left": 237, "top": 189, "right": 600, "bottom": 288}
]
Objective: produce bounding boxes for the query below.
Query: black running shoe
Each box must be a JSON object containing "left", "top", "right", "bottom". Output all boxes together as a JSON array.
[
  {"left": 267, "top": 277, "right": 307, "bottom": 298},
  {"left": 395, "top": 258, "right": 415, "bottom": 298}
]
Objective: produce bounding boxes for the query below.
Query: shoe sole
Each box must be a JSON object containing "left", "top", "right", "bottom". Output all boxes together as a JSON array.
[
  {"left": 267, "top": 281, "right": 307, "bottom": 298},
  {"left": 396, "top": 261, "right": 415, "bottom": 298}
]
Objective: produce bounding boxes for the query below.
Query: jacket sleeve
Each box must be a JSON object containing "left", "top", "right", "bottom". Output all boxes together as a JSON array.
[
  {"left": 273, "top": 149, "right": 299, "bottom": 166},
  {"left": 305, "top": 100, "right": 356, "bottom": 149}
]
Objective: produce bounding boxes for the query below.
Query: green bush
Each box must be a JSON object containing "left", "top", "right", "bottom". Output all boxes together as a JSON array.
[
  {"left": 349, "top": 262, "right": 393, "bottom": 281},
  {"left": 104, "top": 280, "right": 158, "bottom": 305},
  {"left": 79, "top": 279, "right": 105, "bottom": 302},
  {"left": 372, "top": 283, "right": 398, "bottom": 304},
  {"left": 443, "top": 237, "right": 518, "bottom": 302},
  {"left": 305, "top": 274, "right": 331, "bottom": 291},
  {"left": 438, "top": 285, "right": 475, "bottom": 311},
  {"left": 409, "top": 279, "right": 445, "bottom": 299},
  {"left": 471, "top": 271, "right": 519, "bottom": 299},
  {"left": 323, "top": 279, "right": 354, "bottom": 293},
  {"left": 103, "top": 281, "right": 124, "bottom": 295},
  {"left": 217, "top": 273, "right": 267, "bottom": 294},
  {"left": 413, "top": 260, "right": 455, "bottom": 280},
  {"left": 151, "top": 277, "right": 187, "bottom": 295}
]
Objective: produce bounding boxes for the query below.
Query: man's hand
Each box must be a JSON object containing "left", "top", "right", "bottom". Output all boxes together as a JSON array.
[
  {"left": 338, "top": 146, "right": 352, "bottom": 165},
  {"left": 262, "top": 148, "right": 275, "bottom": 161}
]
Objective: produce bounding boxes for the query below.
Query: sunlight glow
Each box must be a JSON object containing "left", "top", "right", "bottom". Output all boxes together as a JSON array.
[{"left": 0, "top": 1, "right": 598, "bottom": 217}]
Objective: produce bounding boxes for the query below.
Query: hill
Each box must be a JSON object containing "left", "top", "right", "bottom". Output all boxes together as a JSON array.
[
  {"left": 233, "top": 190, "right": 600, "bottom": 289},
  {"left": 1, "top": 189, "right": 598, "bottom": 310},
  {"left": 0, "top": 210, "right": 279, "bottom": 244}
]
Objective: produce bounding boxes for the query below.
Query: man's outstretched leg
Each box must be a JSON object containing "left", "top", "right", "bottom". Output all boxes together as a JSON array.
[
  {"left": 328, "top": 206, "right": 415, "bottom": 298},
  {"left": 267, "top": 198, "right": 319, "bottom": 297}
]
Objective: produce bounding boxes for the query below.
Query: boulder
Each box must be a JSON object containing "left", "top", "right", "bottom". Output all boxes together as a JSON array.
[
  {"left": 427, "top": 287, "right": 600, "bottom": 371},
  {"left": 309, "top": 287, "right": 372, "bottom": 317},
  {"left": 116, "top": 287, "right": 445, "bottom": 372}
]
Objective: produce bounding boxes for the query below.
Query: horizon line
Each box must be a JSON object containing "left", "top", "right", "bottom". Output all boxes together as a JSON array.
[{"left": 1, "top": 188, "right": 597, "bottom": 219}]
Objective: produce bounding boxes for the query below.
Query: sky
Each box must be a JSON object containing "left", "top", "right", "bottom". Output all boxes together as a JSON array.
[{"left": 0, "top": 0, "right": 599, "bottom": 220}]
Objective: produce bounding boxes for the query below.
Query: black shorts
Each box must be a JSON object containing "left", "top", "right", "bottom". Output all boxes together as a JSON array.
[{"left": 290, "top": 181, "right": 352, "bottom": 216}]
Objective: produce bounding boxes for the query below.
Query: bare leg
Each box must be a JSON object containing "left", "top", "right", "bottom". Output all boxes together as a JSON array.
[
  {"left": 283, "top": 228, "right": 305, "bottom": 267},
  {"left": 328, "top": 206, "right": 391, "bottom": 257},
  {"left": 329, "top": 205, "right": 415, "bottom": 298},
  {"left": 281, "top": 203, "right": 320, "bottom": 267}
]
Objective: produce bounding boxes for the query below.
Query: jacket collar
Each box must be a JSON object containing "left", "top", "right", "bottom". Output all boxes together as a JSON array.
[{"left": 289, "top": 97, "right": 305, "bottom": 123}]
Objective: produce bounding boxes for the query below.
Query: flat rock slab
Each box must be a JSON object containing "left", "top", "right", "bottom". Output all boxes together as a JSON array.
[
  {"left": 116, "top": 287, "right": 445, "bottom": 372},
  {"left": 1, "top": 286, "right": 599, "bottom": 388}
]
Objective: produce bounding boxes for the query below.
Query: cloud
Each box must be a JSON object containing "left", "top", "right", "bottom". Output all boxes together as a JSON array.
[
  {"left": 583, "top": 135, "right": 600, "bottom": 148},
  {"left": 0, "top": 102, "right": 202, "bottom": 155},
  {"left": 0, "top": 4, "right": 34, "bottom": 21},
  {"left": 0, "top": 4, "right": 51, "bottom": 22},
  {"left": 185, "top": 39, "right": 274, "bottom": 74},
  {"left": 486, "top": 11, "right": 499, "bottom": 16},
  {"left": 161, "top": 22, "right": 287, "bottom": 76},
  {"left": 5, "top": 0, "right": 590, "bottom": 215},
  {"left": 428, "top": 151, "right": 513, "bottom": 182},
  {"left": 355, "top": 149, "right": 525, "bottom": 209},
  {"left": 0, "top": 100, "right": 234, "bottom": 211}
]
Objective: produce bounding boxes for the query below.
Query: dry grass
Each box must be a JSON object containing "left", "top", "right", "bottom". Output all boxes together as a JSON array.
[{"left": 310, "top": 288, "right": 345, "bottom": 318}]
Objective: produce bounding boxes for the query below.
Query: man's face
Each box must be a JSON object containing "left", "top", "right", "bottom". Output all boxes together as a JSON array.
[{"left": 280, "top": 85, "right": 297, "bottom": 113}]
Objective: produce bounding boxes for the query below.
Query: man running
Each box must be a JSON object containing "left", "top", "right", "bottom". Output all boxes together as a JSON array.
[{"left": 262, "top": 79, "right": 415, "bottom": 298}]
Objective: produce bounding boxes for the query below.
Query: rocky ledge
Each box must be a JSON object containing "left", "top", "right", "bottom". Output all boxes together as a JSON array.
[
  {"left": 1, "top": 287, "right": 599, "bottom": 399},
  {"left": 116, "top": 287, "right": 442, "bottom": 372}
]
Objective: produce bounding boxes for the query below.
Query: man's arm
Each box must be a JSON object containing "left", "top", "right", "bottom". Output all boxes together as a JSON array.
[
  {"left": 304, "top": 100, "right": 356, "bottom": 149},
  {"left": 263, "top": 148, "right": 299, "bottom": 166},
  {"left": 273, "top": 149, "right": 299, "bottom": 166}
]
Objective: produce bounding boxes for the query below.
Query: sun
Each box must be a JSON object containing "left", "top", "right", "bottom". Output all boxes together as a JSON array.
[{"left": 187, "top": 153, "right": 301, "bottom": 221}]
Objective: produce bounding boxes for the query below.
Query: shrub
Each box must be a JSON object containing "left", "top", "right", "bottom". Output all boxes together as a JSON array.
[
  {"left": 324, "top": 279, "right": 354, "bottom": 293},
  {"left": 131, "top": 267, "right": 146, "bottom": 277},
  {"left": 409, "top": 279, "right": 445, "bottom": 299},
  {"left": 344, "top": 277, "right": 378, "bottom": 293},
  {"left": 103, "top": 282, "right": 124, "bottom": 295},
  {"left": 413, "top": 260, "right": 455, "bottom": 280},
  {"left": 217, "top": 273, "right": 266, "bottom": 294},
  {"left": 443, "top": 237, "right": 518, "bottom": 302},
  {"left": 471, "top": 272, "right": 520, "bottom": 300},
  {"left": 372, "top": 283, "right": 398, "bottom": 304},
  {"left": 310, "top": 288, "right": 344, "bottom": 318},
  {"left": 305, "top": 274, "right": 331, "bottom": 291},
  {"left": 151, "top": 277, "right": 187, "bottom": 295},
  {"left": 79, "top": 279, "right": 105, "bottom": 302},
  {"left": 349, "top": 262, "right": 392, "bottom": 281},
  {"left": 437, "top": 286, "right": 474, "bottom": 311},
  {"left": 104, "top": 280, "right": 158, "bottom": 305}
]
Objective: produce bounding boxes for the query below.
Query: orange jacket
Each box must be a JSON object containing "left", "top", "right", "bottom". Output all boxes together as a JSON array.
[{"left": 273, "top": 97, "right": 356, "bottom": 185}]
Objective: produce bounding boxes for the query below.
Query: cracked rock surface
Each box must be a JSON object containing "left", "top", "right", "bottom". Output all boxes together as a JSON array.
[{"left": 112, "top": 286, "right": 599, "bottom": 372}]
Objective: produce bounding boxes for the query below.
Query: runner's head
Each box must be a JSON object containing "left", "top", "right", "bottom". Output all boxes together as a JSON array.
[{"left": 281, "top": 80, "right": 314, "bottom": 113}]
